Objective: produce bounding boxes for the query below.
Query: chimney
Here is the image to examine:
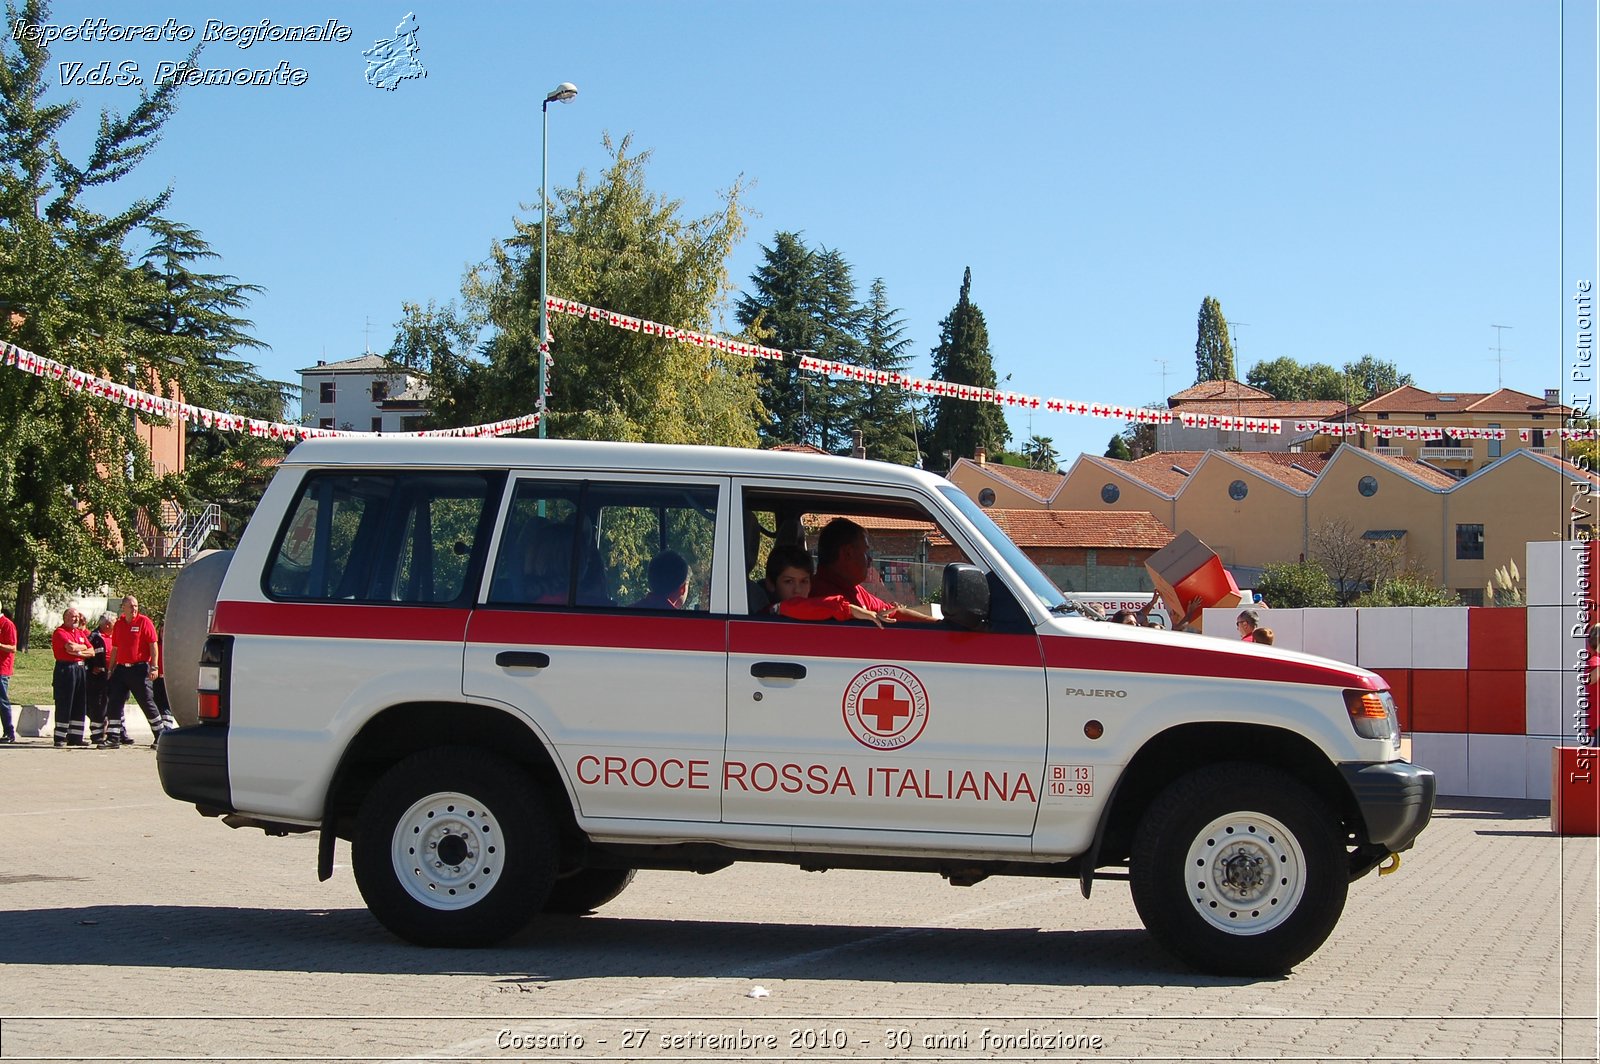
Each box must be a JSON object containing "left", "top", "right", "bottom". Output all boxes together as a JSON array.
[
  {"left": 1545, "top": 388, "right": 1561, "bottom": 405},
  {"left": 975, "top": 447, "right": 987, "bottom": 466},
  {"left": 317, "top": 360, "right": 326, "bottom": 367},
  {"left": 850, "top": 429, "right": 865, "bottom": 460}
]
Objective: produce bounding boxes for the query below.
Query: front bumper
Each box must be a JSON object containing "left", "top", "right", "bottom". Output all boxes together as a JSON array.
[
  {"left": 1340, "top": 760, "right": 1436, "bottom": 852},
  {"left": 155, "top": 724, "right": 233, "bottom": 814}
]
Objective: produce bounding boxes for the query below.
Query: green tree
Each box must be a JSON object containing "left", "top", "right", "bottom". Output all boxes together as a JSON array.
[
  {"left": 1253, "top": 561, "right": 1338, "bottom": 608},
  {"left": 1343, "top": 354, "right": 1412, "bottom": 404},
  {"left": 385, "top": 298, "right": 484, "bottom": 432},
  {"left": 852, "top": 277, "right": 919, "bottom": 464},
  {"left": 1193, "top": 296, "right": 1235, "bottom": 383},
  {"left": 1105, "top": 433, "right": 1132, "bottom": 460},
  {"left": 134, "top": 218, "right": 290, "bottom": 547},
  {"left": 1245, "top": 357, "right": 1310, "bottom": 399},
  {"left": 925, "top": 268, "right": 1009, "bottom": 466},
  {"left": 736, "top": 232, "right": 863, "bottom": 452},
  {"left": 1024, "top": 434, "right": 1059, "bottom": 471},
  {"left": 0, "top": 0, "right": 195, "bottom": 637},
  {"left": 1244, "top": 354, "right": 1410, "bottom": 405},
  {"left": 436, "top": 134, "right": 761, "bottom": 447}
]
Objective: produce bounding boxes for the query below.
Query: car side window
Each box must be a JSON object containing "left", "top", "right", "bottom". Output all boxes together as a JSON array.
[
  {"left": 488, "top": 480, "right": 717, "bottom": 612},
  {"left": 265, "top": 472, "right": 493, "bottom": 604}
]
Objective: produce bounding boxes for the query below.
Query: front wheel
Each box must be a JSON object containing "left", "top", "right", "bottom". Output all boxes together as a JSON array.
[
  {"left": 1130, "top": 763, "right": 1347, "bottom": 976},
  {"left": 353, "top": 748, "right": 556, "bottom": 947}
]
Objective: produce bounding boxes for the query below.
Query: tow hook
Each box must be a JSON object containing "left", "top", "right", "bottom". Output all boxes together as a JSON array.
[{"left": 1377, "top": 852, "right": 1401, "bottom": 876}]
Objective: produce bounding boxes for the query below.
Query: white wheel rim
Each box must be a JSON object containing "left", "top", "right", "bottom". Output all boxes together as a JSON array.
[
  {"left": 390, "top": 790, "right": 502, "bottom": 910},
  {"left": 1185, "top": 810, "right": 1307, "bottom": 935}
]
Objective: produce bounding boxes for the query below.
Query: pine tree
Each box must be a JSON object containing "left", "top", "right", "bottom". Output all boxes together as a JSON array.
[
  {"left": 925, "top": 268, "right": 1009, "bottom": 468},
  {"left": 808, "top": 246, "right": 864, "bottom": 454},
  {"left": 1105, "top": 433, "right": 1133, "bottom": 460},
  {"left": 1193, "top": 295, "right": 1236, "bottom": 383},
  {"left": 737, "top": 234, "right": 865, "bottom": 452},
  {"left": 851, "top": 278, "right": 919, "bottom": 465},
  {"left": 134, "top": 219, "right": 291, "bottom": 547},
  {"left": 737, "top": 232, "right": 817, "bottom": 446}
]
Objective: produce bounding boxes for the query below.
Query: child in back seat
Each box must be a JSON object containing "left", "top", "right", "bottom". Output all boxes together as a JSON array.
[{"left": 763, "top": 545, "right": 896, "bottom": 627}]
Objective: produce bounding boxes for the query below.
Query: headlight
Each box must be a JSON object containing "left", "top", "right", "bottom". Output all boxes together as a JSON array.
[{"left": 1344, "top": 688, "right": 1399, "bottom": 742}]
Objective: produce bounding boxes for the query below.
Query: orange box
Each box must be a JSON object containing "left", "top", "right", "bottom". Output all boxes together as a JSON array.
[
  {"left": 1467, "top": 608, "right": 1527, "bottom": 672},
  {"left": 1551, "top": 747, "right": 1600, "bottom": 835},
  {"left": 1146, "top": 531, "right": 1243, "bottom": 624},
  {"left": 1466, "top": 671, "right": 1525, "bottom": 734},
  {"left": 1410, "top": 669, "right": 1468, "bottom": 733}
]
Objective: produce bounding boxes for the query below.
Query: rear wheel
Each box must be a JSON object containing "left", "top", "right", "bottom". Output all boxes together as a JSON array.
[
  {"left": 543, "top": 867, "right": 636, "bottom": 914},
  {"left": 1130, "top": 763, "right": 1347, "bottom": 975},
  {"left": 353, "top": 748, "right": 555, "bottom": 946}
]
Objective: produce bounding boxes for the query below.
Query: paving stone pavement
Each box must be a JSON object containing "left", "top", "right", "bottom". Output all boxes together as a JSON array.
[{"left": 0, "top": 741, "right": 1594, "bottom": 1062}]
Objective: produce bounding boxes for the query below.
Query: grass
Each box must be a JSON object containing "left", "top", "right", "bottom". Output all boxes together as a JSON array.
[{"left": 8, "top": 651, "right": 57, "bottom": 707}]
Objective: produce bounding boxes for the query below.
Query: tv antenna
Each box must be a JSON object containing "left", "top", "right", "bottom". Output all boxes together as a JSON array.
[
  {"left": 1154, "top": 358, "right": 1171, "bottom": 396},
  {"left": 1489, "top": 324, "right": 1513, "bottom": 388},
  {"left": 1229, "top": 321, "right": 1250, "bottom": 362}
]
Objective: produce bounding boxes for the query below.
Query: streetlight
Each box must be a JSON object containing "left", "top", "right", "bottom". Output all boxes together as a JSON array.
[{"left": 537, "top": 81, "right": 578, "bottom": 439}]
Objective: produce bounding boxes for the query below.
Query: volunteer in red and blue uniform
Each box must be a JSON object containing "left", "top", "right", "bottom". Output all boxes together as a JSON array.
[
  {"left": 51, "top": 608, "right": 94, "bottom": 746},
  {"left": 104, "top": 595, "right": 175, "bottom": 747}
]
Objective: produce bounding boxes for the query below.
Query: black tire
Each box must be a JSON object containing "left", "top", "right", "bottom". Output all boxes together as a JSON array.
[
  {"left": 352, "top": 747, "right": 556, "bottom": 947},
  {"left": 1130, "top": 762, "right": 1347, "bottom": 976},
  {"left": 543, "top": 867, "right": 636, "bottom": 914}
]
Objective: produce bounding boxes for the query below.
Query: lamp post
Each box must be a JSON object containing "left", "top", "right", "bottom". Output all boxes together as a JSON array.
[{"left": 537, "top": 81, "right": 578, "bottom": 439}]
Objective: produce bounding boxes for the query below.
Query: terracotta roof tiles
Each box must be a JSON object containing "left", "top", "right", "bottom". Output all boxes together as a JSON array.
[
  {"left": 1168, "top": 380, "right": 1273, "bottom": 403},
  {"left": 930, "top": 509, "right": 1175, "bottom": 550}
]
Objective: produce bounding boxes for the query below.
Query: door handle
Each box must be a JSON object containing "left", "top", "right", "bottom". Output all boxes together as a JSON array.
[
  {"left": 496, "top": 651, "right": 551, "bottom": 669},
  {"left": 750, "top": 661, "right": 806, "bottom": 680}
]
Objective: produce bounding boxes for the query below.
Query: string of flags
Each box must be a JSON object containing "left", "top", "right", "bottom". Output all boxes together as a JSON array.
[
  {"left": 1293, "top": 420, "right": 1595, "bottom": 442},
  {"left": 5, "top": 300, "right": 1595, "bottom": 447},
  {"left": 545, "top": 296, "right": 1260, "bottom": 430},
  {"left": 550, "top": 296, "right": 1599, "bottom": 442},
  {"left": 0, "top": 340, "right": 542, "bottom": 440}
]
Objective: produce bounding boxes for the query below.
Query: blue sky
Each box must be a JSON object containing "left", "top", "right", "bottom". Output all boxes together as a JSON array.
[{"left": 32, "top": 0, "right": 1599, "bottom": 460}]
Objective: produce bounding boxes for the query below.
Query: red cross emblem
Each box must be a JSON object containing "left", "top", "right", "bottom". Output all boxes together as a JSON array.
[{"left": 842, "top": 665, "right": 929, "bottom": 750}]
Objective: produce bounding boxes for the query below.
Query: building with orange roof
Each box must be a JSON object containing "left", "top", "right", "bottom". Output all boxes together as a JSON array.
[
  {"left": 1154, "top": 380, "right": 1569, "bottom": 472},
  {"left": 951, "top": 444, "right": 1596, "bottom": 602},
  {"left": 1350, "top": 384, "right": 1569, "bottom": 477},
  {"left": 1161, "top": 380, "right": 1352, "bottom": 451}
]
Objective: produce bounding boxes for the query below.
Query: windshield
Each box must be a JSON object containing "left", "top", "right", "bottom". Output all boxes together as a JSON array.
[{"left": 938, "top": 485, "right": 1068, "bottom": 610}]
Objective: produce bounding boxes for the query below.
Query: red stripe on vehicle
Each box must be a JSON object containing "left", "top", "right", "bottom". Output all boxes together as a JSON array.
[
  {"left": 1044, "top": 636, "right": 1381, "bottom": 690},
  {"left": 730, "top": 620, "right": 1042, "bottom": 668},
  {"left": 213, "top": 601, "right": 471, "bottom": 641},
  {"left": 466, "top": 609, "right": 727, "bottom": 653}
]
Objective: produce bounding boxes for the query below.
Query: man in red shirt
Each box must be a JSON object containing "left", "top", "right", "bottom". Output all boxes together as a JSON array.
[
  {"left": 0, "top": 605, "right": 17, "bottom": 743},
  {"left": 51, "top": 608, "right": 94, "bottom": 746},
  {"left": 105, "top": 595, "right": 175, "bottom": 747},
  {"left": 811, "top": 518, "right": 938, "bottom": 624}
]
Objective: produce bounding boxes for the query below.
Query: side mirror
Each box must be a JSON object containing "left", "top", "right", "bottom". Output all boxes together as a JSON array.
[{"left": 941, "top": 563, "right": 990, "bottom": 630}]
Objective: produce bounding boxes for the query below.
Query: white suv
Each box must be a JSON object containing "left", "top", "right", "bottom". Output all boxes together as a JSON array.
[{"left": 157, "top": 437, "right": 1434, "bottom": 975}]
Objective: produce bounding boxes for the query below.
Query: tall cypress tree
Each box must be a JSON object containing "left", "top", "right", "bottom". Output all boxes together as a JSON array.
[
  {"left": 1193, "top": 295, "right": 1236, "bottom": 383},
  {"left": 851, "top": 278, "right": 918, "bottom": 465},
  {"left": 925, "top": 268, "right": 1009, "bottom": 469}
]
